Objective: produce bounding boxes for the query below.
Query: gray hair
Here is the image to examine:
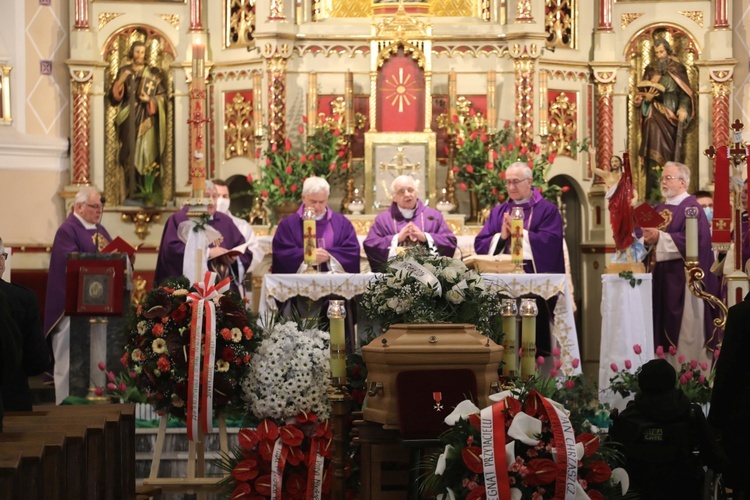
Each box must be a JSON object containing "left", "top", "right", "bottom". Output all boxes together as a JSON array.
[
  {"left": 506, "top": 162, "right": 533, "bottom": 180},
  {"left": 74, "top": 186, "right": 101, "bottom": 206},
  {"left": 302, "top": 176, "right": 330, "bottom": 196},
  {"left": 664, "top": 161, "right": 691, "bottom": 185},
  {"left": 391, "top": 174, "right": 416, "bottom": 194},
  {"left": 653, "top": 37, "right": 673, "bottom": 56}
]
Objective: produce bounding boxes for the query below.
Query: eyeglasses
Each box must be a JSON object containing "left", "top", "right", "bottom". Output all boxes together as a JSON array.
[
  {"left": 84, "top": 203, "right": 103, "bottom": 210},
  {"left": 503, "top": 178, "right": 531, "bottom": 187},
  {"left": 0, "top": 253, "right": 7, "bottom": 260},
  {"left": 662, "top": 175, "right": 684, "bottom": 182}
]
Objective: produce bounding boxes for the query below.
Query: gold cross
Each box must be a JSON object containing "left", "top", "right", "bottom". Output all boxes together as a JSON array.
[
  {"left": 145, "top": 79, "right": 155, "bottom": 96},
  {"left": 378, "top": 146, "right": 421, "bottom": 173}
]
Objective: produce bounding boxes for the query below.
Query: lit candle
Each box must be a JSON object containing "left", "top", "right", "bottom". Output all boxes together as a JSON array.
[
  {"left": 192, "top": 37, "right": 205, "bottom": 62},
  {"left": 253, "top": 72, "right": 263, "bottom": 137},
  {"left": 487, "top": 71, "right": 496, "bottom": 134},
  {"left": 685, "top": 206, "right": 699, "bottom": 262},
  {"left": 519, "top": 298, "right": 538, "bottom": 379},
  {"left": 328, "top": 300, "right": 347, "bottom": 383},
  {"left": 510, "top": 206, "right": 524, "bottom": 271},
  {"left": 501, "top": 299, "right": 518, "bottom": 377},
  {"left": 344, "top": 72, "right": 354, "bottom": 135},
  {"left": 307, "top": 72, "right": 317, "bottom": 136},
  {"left": 448, "top": 72, "right": 457, "bottom": 120},
  {"left": 302, "top": 207, "right": 317, "bottom": 268}
]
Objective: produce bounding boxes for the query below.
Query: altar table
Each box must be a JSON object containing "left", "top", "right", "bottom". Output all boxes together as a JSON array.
[{"left": 259, "top": 272, "right": 581, "bottom": 376}]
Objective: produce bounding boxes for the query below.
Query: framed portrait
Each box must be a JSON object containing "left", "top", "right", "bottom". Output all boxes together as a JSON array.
[
  {"left": 364, "top": 132, "right": 437, "bottom": 213},
  {"left": 65, "top": 257, "right": 126, "bottom": 316}
]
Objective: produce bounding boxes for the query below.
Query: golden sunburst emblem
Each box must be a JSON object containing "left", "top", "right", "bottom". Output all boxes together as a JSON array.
[{"left": 383, "top": 67, "right": 421, "bottom": 113}]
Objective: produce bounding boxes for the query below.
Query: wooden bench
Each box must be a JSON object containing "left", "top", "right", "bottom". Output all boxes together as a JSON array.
[
  {"left": 0, "top": 442, "right": 46, "bottom": 500},
  {"left": 0, "top": 433, "right": 65, "bottom": 500},
  {"left": 0, "top": 451, "right": 23, "bottom": 500}
]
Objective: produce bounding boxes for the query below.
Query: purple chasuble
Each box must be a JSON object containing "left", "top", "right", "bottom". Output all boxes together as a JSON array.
[
  {"left": 474, "top": 189, "right": 565, "bottom": 274},
  {"left": 651, "top": 196, "right": 720, "bottom": 350},
  {"left": 44, "top": 213, "right": 112, "bottom": 336},
  {"left": 363, "top": 200, "right": 457, "bottom": 271},
  {"left": 272, "top": 207, "right": 360, "bottom": 274},
  {"left": 154, "top": 206, "right": 253, "bottom": 289}
]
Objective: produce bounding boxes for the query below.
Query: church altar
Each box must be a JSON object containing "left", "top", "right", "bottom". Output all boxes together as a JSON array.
[
  {"left": 259, "top": 271, "right": 581, "bottom": 375},
  {"left": 598, "top": 273, "right": 654, "bottom": 410}
]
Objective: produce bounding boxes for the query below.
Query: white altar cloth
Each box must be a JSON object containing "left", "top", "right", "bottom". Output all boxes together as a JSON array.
[{"left": 598, "top": 273, "right": 654, "bottom": 410}]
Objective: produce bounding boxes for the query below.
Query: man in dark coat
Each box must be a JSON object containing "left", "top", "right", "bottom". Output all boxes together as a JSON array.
[{"left": 0, "top": 288, "right": 23, "bottom": 431}]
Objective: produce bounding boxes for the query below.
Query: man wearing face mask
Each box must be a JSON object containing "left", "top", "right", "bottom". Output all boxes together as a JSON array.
[
  {"left": 45, "top": 187, "right": 112, "bottom": 403},
  {"left": 694, "top": 190, "right": 714, "bottom": 225},
  {"left": 364, "top": 175, "right": 457, "bottom": 271},
  {"left": 212, "top": 179, "right": 264, "bottom": 299},
  {"left": 154, "top": 181, "right": 254, "bottom": 295}
]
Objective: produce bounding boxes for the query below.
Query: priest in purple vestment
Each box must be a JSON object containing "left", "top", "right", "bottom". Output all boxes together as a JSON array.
[
  {"left": 642, "top": 162, "right": 719, "bottom": 365},
  {"left": 272, "top": 176, "right": 360, "bottom": 274},
  {"left": 474, "top": 162, "right": 565, "bottom": 274},
  {"left": 364, "top": 175, "right": 457, "bottom": 271},
  {"left": 44, "top": 187, "right": 112, "bottom": 403},
  {"left": 154, "top": 181, "right": 254, "bottom": 294}
]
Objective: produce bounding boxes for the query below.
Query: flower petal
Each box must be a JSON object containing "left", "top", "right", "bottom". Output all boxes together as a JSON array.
[
  {"left": 444, "top": 400, "right": 480, "bottom": 426},
  {"left": 507, "top": 411, "right": 542, "bottom": 446},
  {"left": 611, "top": 467, "right": 630, "bottom": 495}
]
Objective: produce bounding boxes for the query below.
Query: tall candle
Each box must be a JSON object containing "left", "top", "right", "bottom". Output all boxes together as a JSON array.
[
  {"left": 539, "top": 72, "right": 548, "bottom": 136},
  {"left": 328, "top": 300, "right": 347, "bottom": 383},
  {"left": 192, "top": 38, "right": 205, "bottom": 61},
  {"left": 344, "top": 72, "right": 354, "bottom": 135},
  {"left": 510, "top": 206, "right": 524, "bottom": 270},
  {"left": 685, "top": 206, "right": 699, "bottom": 262},
  {"left": 302, "top": 207, "right": 317, "bottom": 268},
  {"left": 487, "top": 71, "right": 496, "bottom": 134},
  {"left": 501, "top": 299, "right": 518, "bottom": 377},
  {"left": 519, "top": 298, "right": 538, "bottom": 380},
  {"left": 253, "top": 72, "right": 263, "bottom": 137},
  {"left": 448, "top": 72, "right": 457, "bottom": 120},
  {"left": 307, "top": 72, "right": 317, "bottom": 135}
]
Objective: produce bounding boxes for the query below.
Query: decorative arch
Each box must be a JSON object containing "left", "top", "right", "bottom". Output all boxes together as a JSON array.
[
  {"left": 102, "top": 26, "right": 176, "bottom": 206},
  {"left": 625, "top": 24, "right": 701, "bottom": 198},
  {"left": 375, "top": 41, "right": 427, "bottom": 132}
]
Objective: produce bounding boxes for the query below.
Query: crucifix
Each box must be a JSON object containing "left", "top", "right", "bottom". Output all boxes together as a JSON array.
[
  {"left": 728, "top": 120, "right": 748, "bottom": 275},
  {"left": 378, "top": 146, "right": 421, "bottom": 174}
]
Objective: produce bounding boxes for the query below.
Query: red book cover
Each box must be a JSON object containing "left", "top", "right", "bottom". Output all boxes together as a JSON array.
[
  {"left": 102, "top": 236, "right": 141, "bottom": 257},
  {"left": 633, "top": 203, "right": 666, "bottom": 228}
]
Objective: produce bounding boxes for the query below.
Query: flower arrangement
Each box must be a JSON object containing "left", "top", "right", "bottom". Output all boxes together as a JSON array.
[
  {"left": 240, "top": 320, "right": 332, "bottom": 421},
  {"left": 122, "top": 276, "right": 257, "bottom": 420},
  {"left": 220, "top": 319, "right": 337, "bottom": 499},
  {"left": 359, "top": 248, "right": 505, "bottom": 337},
  {"left": 93, "top": 361, "right": 148, "bottom": 403},
  {"left": 607, "top": 344, "right": 715, "bottom": 405},
  {"left": 421, "top": 390, "right": 628, "bottom": 500}
]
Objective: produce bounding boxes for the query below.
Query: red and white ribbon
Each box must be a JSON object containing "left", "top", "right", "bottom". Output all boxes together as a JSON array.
[
  {"left": 528, "top": 391, "right": 577, "bottom": 500},
  {"left": 305, "top": 438, "right": 324, "bottom": 500},
  {"left": 480, "top": 400, "right": 512, "bottom": 500},
  {"left": 270, "top": 438, "right": 289, "bottom": 500},
  {"left": 185, "top": 271, "right": 231, "bottom": 441}
]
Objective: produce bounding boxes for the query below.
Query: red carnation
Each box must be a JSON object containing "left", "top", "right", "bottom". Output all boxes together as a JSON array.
[
  {"left": 485, "top": 162, "right": 494, "bottom": 171},
  {"left": 341, "top": 162, "right": 348, "bottom": 170},
  {"left": 547, "top": 154, "right": 556, "bottom": 163},
  {"left": 157, "top": 356, "right": 170, "bottom": 372},
  {"left": 243, "top": 326, "right": 253, "bottom": 340},
  {"left": 265, "top": 157, "right": 271, "bottom": 166},
  {"left": 152, "top": 323, "right": 164, "bottom": 337},
  {"left": 452, "top": 167, "right": 459, "bottom": 174},
  {"left": 299, "top": 154, "right": 306, "bottom": 164},
  {"left": 329, "top": 163, "right": 336, "bottom": 172},
  {"left": 222, "top": 347, "right": 235, "bottom": 361}
]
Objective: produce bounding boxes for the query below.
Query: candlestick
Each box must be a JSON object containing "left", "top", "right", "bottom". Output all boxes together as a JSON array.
[
  {"left": 539, "top": 72, "right": 548, "bottom": 137},
  {"left": 487, "top": 71, "right": 496, "bottom": 134},
  {"left": 501, "top": 299, "right": 518, "bottom": 377},
  {"left": 344, "top": 72, "right": 354, "bottom": 135},
  {"left": 307, "top": 72, "right": 318, "bottom": 136},
  {"left": 253, "top": 72, "right": 263, "bottom": 138},
  {"left": 685, "top": 206, "right": 699, "bottom": 262},
  {"left": 327, "top": 300, "right": 347, "bottom": 384},
  {"left": 519, "top": 298, "right": 538, "bottom": 380},
  {"left": 510, "top": 206, "right": 525, "bottom": 272},
  {"left": 448, "top": 72, "right": 457, "bottom": 121}
]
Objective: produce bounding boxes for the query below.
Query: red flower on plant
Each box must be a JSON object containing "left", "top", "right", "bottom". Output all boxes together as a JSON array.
[
  {"left": 254, "top": 475, "right": 272, "bottom": 496},
  {"left": 461, "top": 446, "right": 484, "bottom": 474},
  {"left": 284, "top": 139, "right": 292, "bottom": 151},
  {"left": 290, "top": 184, "right": 298, "bottom": 193},
  {"left": 547, "top": 154, "right": 556, "bottom": 164},
  {"left": 459, "top": 183, "right": 467, "bottom": 191},
  {"left": 466, "top": 486, "right": 486, "bottom": 500},
  {"left": 231, "top": 483, "right": 252, "bottom": 499},
  {"left": 525, "top": 458, "right": 557, "bottom": 486},
  {"left": 157, "top": 356, "right": 171, "bottom": 372},
  {"left": 261, "top": 190, "right": 269, "bottom": 198},
  {"left": 465, "top": 165, "right": 474, "bottom": 174},
  {"left": 243, "top": 326, "right": 253, "bottom": 340},
  {"left": 232, "top": 458, "right": 259, "bottom": 482},
  {"left": 485, "top": 162, "right": 494, "bottom": 171},
  {"left": 280, "top": 424, "right": 304, "bottom": 447},
  {"left": 585, "top": 460, "right": 612, "bottom": 484},
  {"left": 222, "top": 347, "right": 235, "bottom": 361},
  {"left": 152, "top": 323, "right": 164, "bottom": 336},
  {"left": 280, "top": 186, "right": 287, "bottom": 195},
  {"left": 576, "top": 433, "right": 600, "bottom": 457},
  {"left": 273, "top": 177, "right": 281, "bottom": 186},
  {"left": 238, "top": 428, "right": 260, "bottom": 449},
  {"left": 333, "top": 129, "right": 341, "bottom": 137},
  {"left": 246, "top": 173, "right": 254, "bottom": 183},
  {"left": 220, "top": 328, "right": 232, "bottom": 341},
  {"left": 257, "top": 419, "right": 279, "bottom": 441},
  {"left": 561, "top": 186, "right": 570, "bottom": 193},
  {"left": 298, "top": 124, "right": 305, "bottom": 135}
]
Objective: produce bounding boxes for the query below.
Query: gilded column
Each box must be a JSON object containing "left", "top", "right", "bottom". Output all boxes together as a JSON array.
[
  {"left": 710, "top": 69, "right": 733, "bottom": 149},
  {"left": 593, "top": 70, "right": 616, "bottom": 186},
  {"left": 70, "top": 70, "right": 93, "bottom": 186},
  {"left": 597, "top": 0, "right": 613, "bottom": 32},
  {"left": 188, "top": 41, "right": 208, "bottom": 196},
  {"left": 714, "top": 0, "right": 729, "bottom": 30},
  {"left": 189, "top": 0, "right": 204, "bottom": 33},
  {"left": 510, "top": 42, "right": 541, "bottom": 148},
  {"left": 266, "top": 53, "right": 289, "bottom": 147},
  {"left": 74, "top": 0, "right": 89, "bottom": 31}
]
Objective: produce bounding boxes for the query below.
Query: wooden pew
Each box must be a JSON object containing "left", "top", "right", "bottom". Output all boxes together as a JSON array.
[
  {"left": 0, "top": 451, "right": 23, "bottom": 500},
  {"left": 4, "top": 414, "right": 107, "bottom": 499},
  {"left": 0, "top": 442, "right": 45, "bottom": 500},
  {"left": 0, "top": 433, "right": 65, "bottom": 500}
]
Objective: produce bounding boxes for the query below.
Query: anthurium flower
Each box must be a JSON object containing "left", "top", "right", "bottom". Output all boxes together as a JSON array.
[
  {"left": 237, "top": 429, "right": 260, "bottom": 450},
  {"left": 296, "top": 411, "right": 318, "bottom": 424},
  {"left": 524, "top": 458, "right": 557, "bottom": 486},
  {"left": 232, "top": 458, "right": 259, "bottom": 482},
  {"left": 256, "top": 419, "right": 279, "bottom": 441},
  {"left": 254, "top": 475, "right": 272, "bottom": 496},
  {"left": 435, "top": 444, "right": 453, "bottom": 475},
  {"left": 279, "top": 424, "right": 304, "bottom": 447},
  {"left": 576, "top": 433, "right": 600, "bottom": 457},
  {"left": 444, "top": 400, "right": 480, "bottom": 426},
  {"left": 257, "top": 439, "right": 275, "bottom": 462},
  {"left": 436, "top": 488, "right": 456, "bottom": 500},
  {"left": 461, "top": 446, "right": 484, "bottom": 474},
  {"left": 585, "top": 460, "right": 612, "bottom": 483},
  {"left": 286, "top": 473, "right": 306, "bottom": 496},
  {"left": 510, "top": 488, "right": 523, "bottom": 500},
  {"left": 507, "top": 411, "right": 542, "bottom": 446},
  {"left": 488, "top": 389, "right": 513, "bottom": 403},
  {"left": 611, "top": 467, "right": 630, "bottom": 495},
  {"left": 284, "top": 444, "right": 306, "bottom": 465},
  {"left": 231, "top": 483, "right": 252, "bottom": 499},
  {"left": 315, "top": 420, "right": 332, "bottom": 439}
]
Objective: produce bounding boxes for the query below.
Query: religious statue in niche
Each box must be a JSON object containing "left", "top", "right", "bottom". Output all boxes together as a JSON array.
[
  {"left": 632, "top": 36, "right": 695, "bottom": 202},
  {"left": 106, "top": 32, "right": 173, "bottom": 207}
]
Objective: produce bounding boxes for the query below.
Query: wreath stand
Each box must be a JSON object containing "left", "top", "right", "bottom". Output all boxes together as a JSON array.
[{"left": 142, "top": 413, "right": 229, "bottom": 497}]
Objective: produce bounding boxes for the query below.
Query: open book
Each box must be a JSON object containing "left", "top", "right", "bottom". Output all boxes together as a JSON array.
[
  {"left": 102, "top": 236, "right": 142, "bottom": 257},
  {"left": 463, "top": 254, "right": 517, "bottom": 274},
  {"left": 636, "top": 80, "right": 665, "bottom": 94},
  {"left": 208, "top": 239, "right": 252, "bottom": 260}
]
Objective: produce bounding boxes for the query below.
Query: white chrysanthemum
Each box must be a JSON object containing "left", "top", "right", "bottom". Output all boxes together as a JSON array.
[{"left": 137, "top": 321, "right": 148, "bottom": 335}]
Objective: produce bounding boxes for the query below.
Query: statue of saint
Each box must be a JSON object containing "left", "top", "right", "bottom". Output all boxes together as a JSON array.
[
  {"left": 594, "top": 151, "right": 641, "bottom": 263},
  {"left": 110, "top": 41, "right": 167, "bottom": 205},
  {"left": 633, "top": 38, "right": 694, "bottom": 201}
]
